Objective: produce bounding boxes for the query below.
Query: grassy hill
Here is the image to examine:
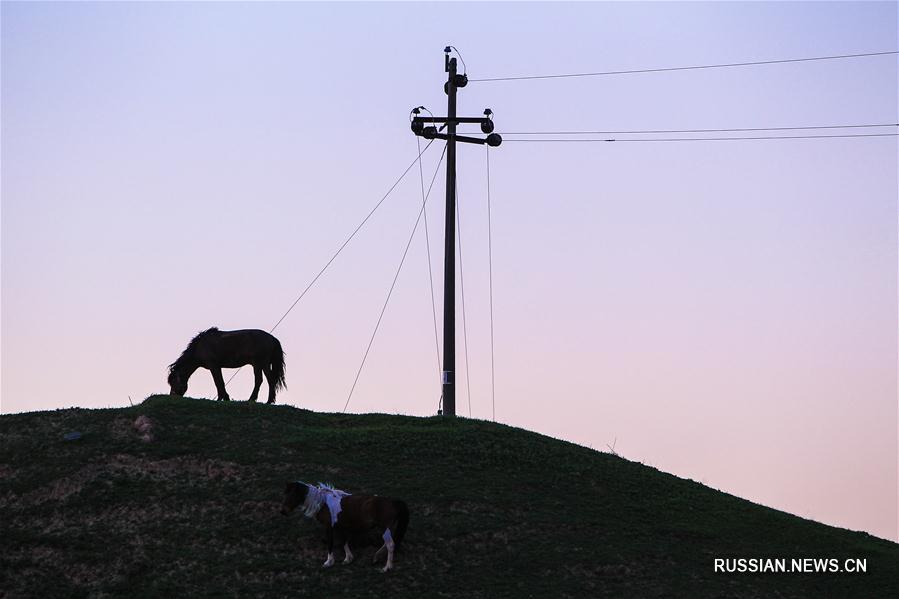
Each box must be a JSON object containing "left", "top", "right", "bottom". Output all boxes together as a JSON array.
[{"left": 1, "top": 396, "right": 896, "bottom": 598}]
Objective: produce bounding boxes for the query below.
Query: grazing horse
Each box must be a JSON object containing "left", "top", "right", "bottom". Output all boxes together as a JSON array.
[
  {"left": 167, "top": 328, "right": 286, "bottom": 403},
  {"left": 281, "top": 482, "right": 409, "bottom": 572}
]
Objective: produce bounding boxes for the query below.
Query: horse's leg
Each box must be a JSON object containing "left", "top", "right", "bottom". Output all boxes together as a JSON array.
[
  {"left": 343, "top": 541, "right": 354, "bottom": 564},
  {"left": 380, "top": 528, "right": 395, "bottom": 573},
  {"left": 210, "top": 367, "right": 231, "bottom": 402},
  {"left": 322, "top": 524, "right": 335, "bottom": 568},
  {"left": 372, "top": 543, "right": 387, "bottom": 564},
  {"left": 261, "top": 364, "right": 276, "bottom": 404},
  {"left": 248, "top": 365, "right": 262, "bottom": 402},
  {"left": 341, "top": 529, "right": 354, "bottom": 564}
]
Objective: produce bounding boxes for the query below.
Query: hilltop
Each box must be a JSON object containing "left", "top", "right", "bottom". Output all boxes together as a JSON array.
[{"left": 1, "top": 396, "right": 896, "bottom": 597}]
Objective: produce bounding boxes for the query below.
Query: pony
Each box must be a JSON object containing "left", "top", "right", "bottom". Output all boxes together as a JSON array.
[
  {"left": 167, "top": 328, "right": 285, "bottom": 403},
  {"left": 280, "top": 481, "right": 409, "bottom": 572}
]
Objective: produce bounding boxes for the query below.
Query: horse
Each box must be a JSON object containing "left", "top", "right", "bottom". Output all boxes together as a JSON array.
[
  {"left": 167, "top": 327, "right": 286, "bottom": 403},
  {"left": 280, "top": 481, "right": 409, "bottom": 572}
]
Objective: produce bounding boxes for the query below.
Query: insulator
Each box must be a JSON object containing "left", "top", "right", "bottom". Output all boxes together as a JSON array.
[
  {"left": 481, "top": 120, "right": 495, "bottom": 134},
  {"left": 423, "top": 126, "right": 438, "bottom": 139},
  {"left": 486, "top": 133, "right": 502, "bottom": 147}
]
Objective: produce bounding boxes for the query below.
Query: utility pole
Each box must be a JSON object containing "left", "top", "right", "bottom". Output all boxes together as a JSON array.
[{"left": 411, "top": 47, "right": 501, "bottom": 416}]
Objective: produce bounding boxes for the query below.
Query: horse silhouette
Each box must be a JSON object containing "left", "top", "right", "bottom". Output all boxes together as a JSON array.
[{"left": 167, "top": 328, "right": 285, "bottom": 403}]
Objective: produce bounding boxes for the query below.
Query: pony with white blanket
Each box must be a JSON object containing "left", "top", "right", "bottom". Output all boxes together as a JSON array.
[{"left": 281, "top": 482, "right": 409, "bottom": 572}]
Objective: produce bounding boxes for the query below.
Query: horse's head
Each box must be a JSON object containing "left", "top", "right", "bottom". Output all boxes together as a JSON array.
[
  {"left": 281, "top": 482, "right": 309, "bottom": 516},
  {"left": 167, "top": 369, "right": 187, "bottom": 396}
]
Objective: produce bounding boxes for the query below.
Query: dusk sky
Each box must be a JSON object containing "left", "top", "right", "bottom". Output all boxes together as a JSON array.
[{"left": 2, "top": 2, "right": 896, "bottom": 542}]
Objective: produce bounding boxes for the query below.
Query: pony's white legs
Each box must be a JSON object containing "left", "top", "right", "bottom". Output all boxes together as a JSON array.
[
  {"left": 381, "top": 528, "right": 395, "bottom": 573},
  {"left": 343, "top": 542, "right": 354, "bottom": 564},
  {"left": 323, "top": 552, "right": 335, "bottom": 568}
]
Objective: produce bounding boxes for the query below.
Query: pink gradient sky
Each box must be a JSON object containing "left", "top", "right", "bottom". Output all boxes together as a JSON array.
[{"left": 2, "top": 2, "right": 896, "bottom": 541}]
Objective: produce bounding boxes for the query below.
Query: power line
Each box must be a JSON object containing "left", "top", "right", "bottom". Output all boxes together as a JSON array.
[
  {"left": 455, "top": 185, "right": 473, "bottom": 419},
  {"left": 498, "top": 123, "right": 899, "bottom": 135},
  {"left": 502, "top": 133, "right": 899, "bottom": 143},
  {"left": 343, "top": 144, "right": 448, "bottom": 413},
  {"left": 226, "top": 140, "right": 435, "bottom": 388},
  {"left": 268, "top": 139, "right": 436, "bottom": 334},
  {"left": 470, "top": 50, "right": 898, "bottom": 82},
  {"left": 486, "top": 147, "right": 496, "bottom": 423},
  {"left": 416, "top": 137, "right": 443, "bottom": 383}
]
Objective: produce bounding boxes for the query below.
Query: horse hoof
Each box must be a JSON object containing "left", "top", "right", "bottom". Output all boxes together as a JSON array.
[{"left": 266, "top": 400, "right": 275, "bottom": 405}]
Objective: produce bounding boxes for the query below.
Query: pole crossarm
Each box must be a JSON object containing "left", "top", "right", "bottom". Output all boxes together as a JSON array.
[
  {"left": 412, "top": 116, "right": 494, "bottom": 124},
  {"left": 422, "top": 132, "right": 501, "bottom": 146},
  {"left": 412, "top": 111, "right": 502, "bottom": 147}
]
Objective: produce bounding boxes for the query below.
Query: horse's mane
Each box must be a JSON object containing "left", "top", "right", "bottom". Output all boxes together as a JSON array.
[
  {"left": 168, "top": 327, "right": 220, "bottom": 376},
  {"left": 299, "top": 482, "right": 345, "bottom": 518}
]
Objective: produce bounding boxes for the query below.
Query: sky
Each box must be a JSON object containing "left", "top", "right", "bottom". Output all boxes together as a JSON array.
[{"left": 1, "top": 2, "right": 896, "bottom": 542}]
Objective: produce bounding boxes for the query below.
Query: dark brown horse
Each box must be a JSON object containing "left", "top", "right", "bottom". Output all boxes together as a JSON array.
[
  {"left": 281, "top": 482, "right": 409, "bottom": 572},
  {"left": 167, "top": 328, "right": 285, "bottom": 403}
]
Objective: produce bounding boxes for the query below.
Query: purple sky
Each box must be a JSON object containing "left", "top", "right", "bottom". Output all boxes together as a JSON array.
[{"left": 2, "top": 2, "right": 897, "bottom": 541}]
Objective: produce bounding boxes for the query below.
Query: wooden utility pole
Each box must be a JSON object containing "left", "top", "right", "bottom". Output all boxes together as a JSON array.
[{"left": 411, "top": 47, "right": 501, "bottom": 416}]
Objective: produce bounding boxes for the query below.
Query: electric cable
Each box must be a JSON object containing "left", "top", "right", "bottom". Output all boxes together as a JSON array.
[
  {"left": 501, "top": 133, "right": 899, "bottom": 143},
  {"left": 343, "top": 144, "right": 448, "bottom": 413},
  {"left": 225, "top": 140, "right": 436, "bottom": 388},
  {"left": 498, "top": 123, "right": 898, "bottom": 135},
  {"left": 486, "top": 147, "right": 496, "bottom": 423},
  {"left": 470, "top": 51, "right": 899, "bottom": 82},
  {"left": 456, "top": 184, "right": 473, "bottom": 418},
  {"left": 415, "top": 136, "right": 443, "bottom": 383}
]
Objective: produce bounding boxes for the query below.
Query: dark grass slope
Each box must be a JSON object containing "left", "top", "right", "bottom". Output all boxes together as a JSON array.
[{"left": 1, "top": 396, "right": 896, "bottom": 598}]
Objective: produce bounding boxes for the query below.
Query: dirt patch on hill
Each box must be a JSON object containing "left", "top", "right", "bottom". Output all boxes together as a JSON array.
[{"left": 8, "top": 454, "right": 246, "bottom": 508}]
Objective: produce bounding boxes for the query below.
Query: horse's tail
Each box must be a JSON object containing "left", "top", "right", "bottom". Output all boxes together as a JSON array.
[
  {"left": 271, "top": 340, "right": 286, "bottom": 392},
  {"left": 393, "top": 499, "right": 409, "bottom": 548}
]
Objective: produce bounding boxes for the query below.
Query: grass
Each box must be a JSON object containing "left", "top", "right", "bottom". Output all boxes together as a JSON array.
[{"left": 1, "top": 395, "right": 896, "bottom": 598}]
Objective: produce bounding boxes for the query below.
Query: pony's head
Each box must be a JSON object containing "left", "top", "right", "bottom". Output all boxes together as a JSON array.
[
  {"left": 281, "top": 482, "right": 310, "bottom": 516},
  {"left": 167, "top": 328, "right": 217, "bottom": 397},
  {"left": 167, "top": 367, "right": 188, "bottom": 396}
]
